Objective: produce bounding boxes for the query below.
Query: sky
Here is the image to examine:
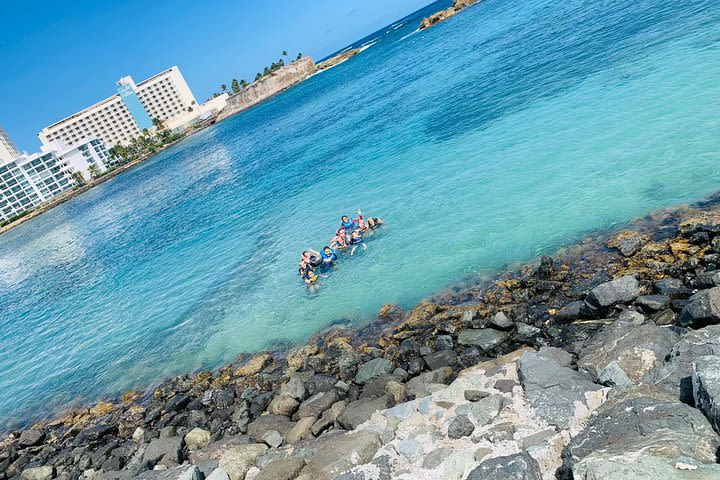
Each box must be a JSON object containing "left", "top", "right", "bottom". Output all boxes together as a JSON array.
[{"left": 0, "top": 0, "right": 435, "bottom": 151}]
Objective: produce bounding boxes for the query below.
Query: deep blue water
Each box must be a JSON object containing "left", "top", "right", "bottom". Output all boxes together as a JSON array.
[{"left": 1, "top": 0, "right": 719, "bottom": 429}]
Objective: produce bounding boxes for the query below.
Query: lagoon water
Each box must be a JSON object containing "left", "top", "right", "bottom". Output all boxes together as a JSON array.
[{"left": 1, "top": 0, "right": 720, "bottom": 428}]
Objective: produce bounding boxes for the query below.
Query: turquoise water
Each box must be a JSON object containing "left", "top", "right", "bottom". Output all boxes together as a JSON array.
[{"left": 1, "top": 0, "right": 720, "bottom": 429}]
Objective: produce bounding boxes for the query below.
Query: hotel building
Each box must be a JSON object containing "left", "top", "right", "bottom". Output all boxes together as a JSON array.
[
  {"left": 38, "top": 66, "right": 202, "bottom": 148},
  {"left": 0, "top": 126, "right": 20, "bottom": 162},
  {"left": 0, "top": 137, "right": 109, "bottom": 222}
]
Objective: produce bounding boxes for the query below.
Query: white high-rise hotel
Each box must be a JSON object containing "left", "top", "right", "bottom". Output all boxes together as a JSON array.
[{"left": 39, "top": 66, "right": 199, "bottom": 148}]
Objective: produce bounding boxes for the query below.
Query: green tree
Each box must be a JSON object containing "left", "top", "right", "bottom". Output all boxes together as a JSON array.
[
  {"left": 220, "top": 84, "right": 227, "bottom": 93},
  {"left": 231, "top": 78, "right": 240, "bottom": 94},
  {"left": 187, "top": 106, "right": 193, "bottom": 112},
  {"left": 152, "top": 117, "right": 165, "bottom": 130},
  {"left": 87, "top": 164, "right": 102, "bottom": 179},
  {"left": 240, "top": 79, "right": 248, "bottom": 88},
  {"left": 296, "top": 52, "right": 303, "bottom": 60},
  {"left": 282, "top": 50, "right": 288, "bottom": 57},
  {"left": 255, "top": 72, "right": 262, "bottom": 81},
  {"left": 71, "top": 171, "right": 86, "bottom": 186}
]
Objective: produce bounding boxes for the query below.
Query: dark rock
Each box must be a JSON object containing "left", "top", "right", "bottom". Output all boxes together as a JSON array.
[
  {"left": 679, "top": 287, "right": 720, "bottom": 327},
  {"left": 306, "top": 374, "right": 338, "bottom": 396},
  {"left": 555, "top": 301, "right": 583, "bottom": 321},
  {"left": 406, "top": 356, "right": 425, "bottom": 375},
  {"left": 142, "top": 437, "right": 184, "bottom": 465},
  {"left": 297, "top": 389, "right": 339, "bottom": 418},
  {"left": 651, "top": 308, "right": 675, "bottom": 326},
  {"left": 467, "top": 452, "right": 542, "bottom": 480},
  {"left": 213, "top": 389, "right": 235, "bottom": 409},
  {"left": 690, "top": 231, "right": 711, "bottom": 244},
  {"left": 398, "top": 339, "right": 419, "bottom": 357},
  {"left": 253, "top": 457, "right": 306, "bottom": 480},
  {"left": 18, "top": 430, "right": 45, "bottom": 447},
  {"left": 447, "top": 415, "right": 474, "bottom": 439},
  {"left": 355, "top": 358, "right": 394, "bottom": 385},
  {"left": 302, "top": 431, "right": 381, "bottom": 477},
  {"left": 458, "top": 347, "right": 487, "bottom": 368},
  {"left": 493, "top": 379, "right": 519, "bottom": 393},
  {"left": 635, "top": 294, "right": 670, "bottom": 312},
  {"left": 422, "top": 349, "right": 457, "bottom": 370},
  {"left": 100, "top": 455, "right": 124, "bottom": 472},
  {"left": 164, "top": 395, "right": 191, "bottom": 413},
  {"left": 517, "top": 348, "right": 602, "bottom": 428},
  {"left": 249, "top": 392, "right": 274, "bottom": 417},
  {"left": 338, "top": 395, "right": 393, "bottom": 430},
  {"left": 654, "top": 278, "right": 692, "bottom": 298},
  {"left": 585, "top": 275, "right": 640, "bottom": 309},
  {"left": 434, "top": 335, "right": 454, "bottom": 350},
  {"left": 74, "top": 424, "right": 115, "bottom": 445},
  {"left": 360, "top": 375, "right": 402, "bottom": 401},
  {"left": 693, "top": 271, "right": 720, "bottom": 289},
  {"left": 337, "top": 351, "right": 360, "bottom": 380},
  {"left": 405, "top": 367, "right": 453, "bottom": 398},
  {"left": 457, "top": 329, "right": 511, "bottom": 352},
  {"left": 536, "top": 256, "right": 554, "bottom": 279}
]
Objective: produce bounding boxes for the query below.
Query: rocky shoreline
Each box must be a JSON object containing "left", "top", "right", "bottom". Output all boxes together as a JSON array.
[
  {"left": 419, "top": 0, "right": 480, "bottom": 30},
  {"left": 6, "top": 193, "right": 720, "bottom": 479}
]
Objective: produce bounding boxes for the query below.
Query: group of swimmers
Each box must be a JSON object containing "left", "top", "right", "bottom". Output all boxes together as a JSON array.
[{"left": 298, "top": 210, "right": 384, "bottom": 286}]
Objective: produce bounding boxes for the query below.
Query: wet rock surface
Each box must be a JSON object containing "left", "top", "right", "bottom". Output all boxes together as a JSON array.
[{"left": 7, "top": 198, "right": 720, "bottom": 479}]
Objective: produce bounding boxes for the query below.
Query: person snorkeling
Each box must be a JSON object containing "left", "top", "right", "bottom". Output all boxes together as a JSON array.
[
  {"left": 350, "top": 229, "right": 367, "bottom": 255},
  {"left": 331, "top": 228, "right": 349, "bottom": 250},
  {"left": 340, "top": 215, "right": 356, "bottom": 232},
  {"left": 298, "top": 260, "right": 318, "bottom": 285},
  {"left": 320, "top": 245, "right": 338, "bottom": 269}
]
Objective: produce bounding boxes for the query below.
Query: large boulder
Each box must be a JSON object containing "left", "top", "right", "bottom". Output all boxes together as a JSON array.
[
  {"left": 143, "top": 436, "right": 184, "bottom": 464},
  {"left": 406, "top": 367, "right": 453, "bottom": 398},
  {"left": 457, "top": 329, "right": 511, "bottom": 352},
  {"left": 218, "top": 444, "right": 268, "bottom": 480},
  {"left": 517, "top": 347, "right": 603, "bottom": 428},
  {"left": 254, "top": 458, "right": 306, "bottom": 480},
  {"left": 302, "top": 431, "right": 381, "bottom": 477},
  {"left": 246, "top": 415, "right": 294, "bottom": 443},
  {"left": 467, "top": 452, "right": 542, "bottom": 480},
  {"left": 563, "top": 386, "right": 720, "bottom": 478},
  {"left": 338, "top": 395, "right": 393, "bottom": 429},
  {"left": 18, "top": 429, "right": 45, "bottom": 447},
  {"left": 297, "top": 390, "right": 339, "bottom": 418},
  {"left": 577, "top": 320, "right": 679, "bottom": 384},
  {"left": 585, "top": 275, "right": 641, "bottom": 309},
  {"left": 679, "top": 287, "right": 720, "bottom": 327},
  {"left": 355, "top": 358, "right": 394, "bottom": 385},
  {"left": 267, "top": 395, "right": 299, "bottom": 416},
  {"left": 650, "top": 325, "right": 720, "bottom": 403},
  {"left": 693, "top": 355, "right": 720, "bottom": 433},
  {"left": 184, "top": 428, "right": 211, "bottom": 451},
  {"left": 20, "top": 466, "right": 54, "bottom": 480}
]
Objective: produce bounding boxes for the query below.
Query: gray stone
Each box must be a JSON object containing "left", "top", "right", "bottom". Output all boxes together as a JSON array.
[
  {"left": 651, "top": 325, "right": 720, "bottom": 402},
  {"left": 422, "top": 447, "right": 453, "bottom": 469},
  {"left": 563, "top": 387, "right": 720, "bottom": 476},
  {"left": 246, "top": 415, "right": 294, "bottom": 443},
  {"left": 204, "top": 468, "right": 230, "bottom": 480},
  {"left": 692, "top": 355, "right": 720, "bottom": 433},
  {"left": 520, "top": 428, "right": 556, "bottom": 450},
  {"left": 253, "top": 458, "right": 305, "bottom": 480},
  {"left": 218, "top": 444, "right": 268, "bottom": 480},
  {"left": 455, "top": 394, "right": 503, "bottom": 426},
  {"left": 515, "top": 323, "right": 541, "bottom": 342},
  {"left": 143, "top": 437, "right": 183, "bottom": 465},
  {"left": 297, "top": 390, "right": 339, "bottom": 418},
  {"left": 360, "top": 374, "right": 403, "bottom": 401},
  {"left": 651, "top": 308, "right": 675, "bottom": 326},
  {"left": 267, "top": 395, "right": 299, "bottom": 416},
  {"left": 405, "top": 367, "right": 453, "bottom": 398},
  {"left": 434, "top": 335, "right": 454, "bottom": 350},
  {"left": 385, "top": 380, "right": 407, "bottom": 404},
  {"left": 694, "top": 270, "right": 720, "bottom": 289},
  {"left": 383, "top": 401, "right": 417, "bottom": 421},
  {"left": 338, "top": 396, "right": 392, "bottom": 429},
  {"left": 447, "top": 415, "right": 474, "bottom": 439},
  {"left": 464, "top": 390, "right": 489, "bottom": 402},
  {"left": 278, "top": 377, "right": 306, "bottom": 401},
  {"left": 517, "top": 347, "right": 602, "bottom": 428},
  {"left": 422, "top": 349, "right": 457, "bottom": 370},
  {"left": 467, "top": 452, "right": 542, "bottom": 480},
  {"left": 618, "top": 309, "right": 646, "bottom": 325},
  {"left": 261, "top": 429, "right": 283, "bottom": 448},
  {"left": 21, "top": 466, "right": 54, "bottom": 480},
  {"left": 679, "top": 287, "right": 720, "bottom": 327},
  {"left": 573, "top": 453, "right": 720, "bottom": 479},
  {"left": 491, "top": 311, "right": 514, "bottom": 330},
  {"left": 284, "top": 417, "right": 315, "bottom": 444},
  {"left": 577, "top": 320, "right": 679, "bottom": 384},
  {"left": 654, "top": 278, "right": 692, "bottom": 298},
  {"left": 585, "top": 275, "right": 640, "bottom": 309},
  {"left": 473, "top": 447, "right": 492, "bottom": 462},
  {"left": 457, "top": 328, "right": 511, "bottom": 352},
  {"left": 184, "top": 428, "right": 210, "bottom": 451},
  {"left": 18, "top": 429, "right": 45, "bottom": 447},
  {"left": 636, "top": 295, "right": 670, "bottom": 311},
  {"left": 597, "top": 361, "right": 632, "bottom": 386},
  {"left": 609, "top": 232, "right": 645, "bottom": 257},
  {"left": 493, "top": 379, "right": 519, "bottom": 393},
  {"left": 302, "top": 431, "right": 381, "bottom": 477},
  {"left": 395, "top": 439, "right": 423, "bottom": 460},
  {"left": 355, "top": 358, "right": 394, "bottom": 385}
]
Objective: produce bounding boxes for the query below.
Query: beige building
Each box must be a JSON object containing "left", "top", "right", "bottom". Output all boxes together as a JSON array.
[
  {"left": 0, "top": 126, "right": 20, "bottom": 162},
  {"left": 38, "top": 66, "right": 200, "bottom": 148}
]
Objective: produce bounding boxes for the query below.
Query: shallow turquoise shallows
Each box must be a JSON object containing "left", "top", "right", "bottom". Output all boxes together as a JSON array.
[{"left": 2, "top": 0, "right": 720, "bottom": 429}]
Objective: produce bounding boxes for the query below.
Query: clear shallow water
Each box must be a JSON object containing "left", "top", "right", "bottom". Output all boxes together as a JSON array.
[{"left": 1, "top": 0, "right": 719, "bottom": 429}]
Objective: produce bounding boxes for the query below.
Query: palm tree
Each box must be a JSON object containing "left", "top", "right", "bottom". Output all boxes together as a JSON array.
[
  {"left": 231, "top": 79, "right": 240, "bottom": 94},
  {"left": 296, "top": 52, "right": 303, "bottom": 60},
  {"left": 240, "top": 79, "right": 248, "bottom": 88},
  {"left": 87, "top": 164, "right": 102, "bottom": 179},
  {"left": 71, "top": 171, "right": 85, "bottom": 186},
  {"left": 220, "top": 84, "right": 227, "bottom": 93},
  {"left": 282, "top": 50, "right": 288, "bottom": 57},
  {"left": 255, "top": 73, "right": 262, "bottom": 81},
  {"left": 152, "top": 117, "right": 165, "bottom": 130}
]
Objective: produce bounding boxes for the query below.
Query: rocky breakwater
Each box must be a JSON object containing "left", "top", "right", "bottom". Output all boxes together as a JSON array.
[
  {"left": 316, "top": 49, "right": 361, "bottom": 72},
  {"left": 7, "top": 197, "right": 720, "bottom": 479},
  {"left": 419, "top": 0, "right": 481, "bottom": 30},
  {"left": 216, "top": 57, "right": 317, "bottom": 122}
]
